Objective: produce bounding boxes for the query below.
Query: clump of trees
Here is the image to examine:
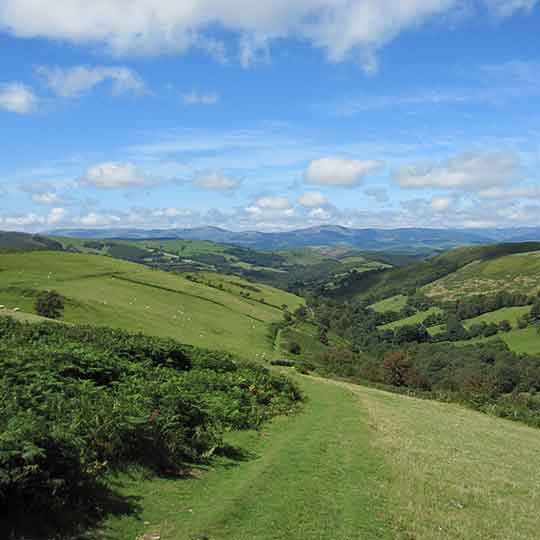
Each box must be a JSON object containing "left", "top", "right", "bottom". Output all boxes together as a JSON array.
[{"left": 35, "top": 290, "right": 65, "bottom": 319}]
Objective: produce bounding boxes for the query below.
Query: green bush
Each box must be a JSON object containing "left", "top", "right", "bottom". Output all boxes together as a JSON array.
[{"left": 0, "top": 318, "right": 302, "bottom": 518}]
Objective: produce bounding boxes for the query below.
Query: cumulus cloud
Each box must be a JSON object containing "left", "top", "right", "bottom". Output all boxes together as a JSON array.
[
  {"left": 0, "top": 82, "right": 37, "bottom": 113},
  {"left": 81, "top": 162, "right": 160, "bottom": 188},
  {"left": 36, "top": 65, "right": 145, "bottom": 98},
  {"left": 478, "top": 186, "right": 540, "bottom": 199},
  {"left": 193, "top": 171, "right": 240, "bottom": 191},
  {"left": 32, "top": 192, "right": 64, "bottom": 206},
  {"left": 393, "top": 151, "right": 523, "bottom": 190},
  {"left": 305, "top": 157, "right": 383, "bottom": 187},
  {"left": 298, "top": 191, "right": 327, "bottom": 207},
  {"left": 181, "top": 90, "right": 219, "bottom": 105},
  {"left": 252, "top": 195, "right": 292, "bottom": 210},
  {"left": 1, "top": 1, "right": 532, "bottom": 73},
  {"left": 430, "top": 195, "right": 456, "bottom": 212}
]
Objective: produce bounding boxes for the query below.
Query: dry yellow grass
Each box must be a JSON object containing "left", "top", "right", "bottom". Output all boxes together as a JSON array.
[{"left": 329, "top": 379, "right": 540, "bottom": 540}]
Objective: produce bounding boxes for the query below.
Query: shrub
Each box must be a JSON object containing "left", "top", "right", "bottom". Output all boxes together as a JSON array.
[
  {"left": 0, "top": 319, "right": 302, "bottom": 521},
  {"left": 288, "top": 341, "right": 301, "bottom": 355},
  {"left": 35, "top": 290, "right": 65, "bottom": 319}
]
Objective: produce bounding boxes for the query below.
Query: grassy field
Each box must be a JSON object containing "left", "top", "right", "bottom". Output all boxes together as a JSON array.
[
  {"left": 0, "top": 251, "right": 303, "bottom": 359},
  {"left": 425, "top": 250, "right": 540, "bottom": 300},
  {"left": 428, "top": 306, "right": 531, "bottom": 336},
  {"left": 339, "top": 379, "right": 540, "bottom": 540},
  {"left": 379, "top": 307, "right": 443, "bottom": 330},
  {"left": 370, "top": 295, "right": 408, "bottom": 313},
  {"left": 99, "top": 376, "right": 391, "bottom": 540}
]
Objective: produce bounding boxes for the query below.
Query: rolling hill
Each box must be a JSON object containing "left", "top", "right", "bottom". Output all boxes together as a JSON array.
[
  {"left": 49, "top": 225, "right": 540, "bottom": 251},
  {"left": 329, "top": 242, "right": 540, "bottom": 301},
  {"left": 0, "top": 250, "right": 305, "bottom": 359}
]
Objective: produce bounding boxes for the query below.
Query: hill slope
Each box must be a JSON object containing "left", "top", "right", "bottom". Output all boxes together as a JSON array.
[
  {"left": 101, "top": 374, "right": 540, "bottom": 540},
  {"left": 329, "top": 242, "right": 540, "bottom": 301},
  {"left": 0, "top": 251, "right": 303, "bottom": 358}
]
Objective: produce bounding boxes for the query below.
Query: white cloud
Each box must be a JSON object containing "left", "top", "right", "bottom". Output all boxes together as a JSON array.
[
  {"left": 309, "top": 207, "right": 332, "bottom": 221},
  {"left": 394, "top": 151, "right": 523, "bottom": 189},
  {"left": 36, "top": 65, "right": 144, "bottom": 98},
  {"left": 32, "top": 192, "right": 64, "bottom": 206},
  {"left": 430, "top": 195, "right": 455, "bottom": 212},
  {"left": 305, "top": 157, "right": 383, "bottom": 187},
  {"left": 47, "top": 207, "right": 67, "bottom": 225},
  {"left": 298, "top": 191, "right": 327, "bottom": 207},
  {"left": 478, "top": 186, "right": 540, "bottom": 199},
  {"left": 181, "top": 90, "right": 219, "bottom": 105},
  {"left": 1, "top": 1, "right": 531, "bottom": 72},
  {"left": 0, "top": 82, "right": 37, "bottom": 113},
  {"left": 253, "top": 195, "right": 291, "bottom": 210},
  {"left": 81, "top": 162, "right": 159, "bottom": 188},
  {"left": 193, "top": 171, "right": 240, "bottom": 191}
]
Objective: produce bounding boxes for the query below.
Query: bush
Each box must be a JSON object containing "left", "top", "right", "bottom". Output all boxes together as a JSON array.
[
  {"left": 288, "top": 341, "right": 302, "bottom": 355},
  {"left": 35, "top": 290, "right": 65, "bottom": 319},
  {"left": 0, "top": 319, "right": 302, "bottom": 520}
]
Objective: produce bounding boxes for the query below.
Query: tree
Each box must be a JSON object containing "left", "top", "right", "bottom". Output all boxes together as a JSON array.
[
  {"left": 318, "top": 327, "right": 329, "bottom": 346},
  {"left": 530, "top": 300, "right": 540, "bottom": 323},
  {"left": 517, "top": 316, "right": 529, "bottom": 329},
  {"left": 288, "top": 341, "right": 301, "bottom": 355},
  {"left": 35, "top": 290, "right": 65, "bottom": 319},
  {"left": 381, "top": 351, "right": 413, "bottom": 387},
  {"left": 498, "top": 320, "right": 512, "bottom": 333},
  {"left": 445, "top": 315, "right": 469, "bottom": 341}
]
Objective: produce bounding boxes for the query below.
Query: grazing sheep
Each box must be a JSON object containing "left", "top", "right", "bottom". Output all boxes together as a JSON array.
[{"left": 13, "top": 307, "right": 20, "bottom": 312}]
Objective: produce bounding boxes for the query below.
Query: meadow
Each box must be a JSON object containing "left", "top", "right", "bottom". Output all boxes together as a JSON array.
[{"left": 0, "top": 251, "right": 303, "bottom": 359}]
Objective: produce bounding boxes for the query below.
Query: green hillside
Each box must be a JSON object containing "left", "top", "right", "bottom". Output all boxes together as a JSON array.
[
  {"left": 425, "top": 250, "right": 540, "bottom": 300},
  {"left": 328, "top": 242, "right": 540, "bottom": 302},
  {"left": 54, "top": 235, "right": 391, "bottom": 292},
  {"left": 0, "top": 251, "right": 303, "bottom": 358}
]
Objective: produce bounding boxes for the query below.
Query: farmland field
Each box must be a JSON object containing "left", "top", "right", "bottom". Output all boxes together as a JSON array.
[
  {"left": 370, "top": 295, "right": 408, "bottom": 313},
  {"left": 0, "top": 251, "right": 303, "bottom": 358}
]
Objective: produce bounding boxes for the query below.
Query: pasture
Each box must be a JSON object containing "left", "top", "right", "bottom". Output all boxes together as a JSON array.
[{"left": 0, "top": 251, "right": 303, "bottom": 359}]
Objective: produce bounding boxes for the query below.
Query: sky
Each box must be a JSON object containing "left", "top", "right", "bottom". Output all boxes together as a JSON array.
[{"left": 0, "top": 0, "right": 539, "bottom": 232}]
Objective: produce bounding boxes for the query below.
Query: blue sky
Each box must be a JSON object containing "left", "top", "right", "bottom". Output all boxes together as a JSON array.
[{"left": 0, "top": 0, "right": 539, "bottom": 231}]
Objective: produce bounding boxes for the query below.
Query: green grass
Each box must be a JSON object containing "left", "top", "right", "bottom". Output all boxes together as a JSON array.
[
  {"left": 99, "top": 376, "right": 391, "bottom": 540},
  {"left": 378, "top": 307, "right": 443, "bottom": 330},
  {"left": 0, "top": 251, "right": 303, "bottom": 359},
  {"left": 425, "top": 250, "right": 540, "bottom": 300},
  {"left": 370, "top": 295, "right": 408, "bottom": 313},
  {"left": 99, "top": 373, "right": 540, "bottom": 540},
  {"left": 337, "top": 379, "right": 540, "bottom": 539},
  {"left": 452, "top": 326, "right": 540, "bottom": 355}
]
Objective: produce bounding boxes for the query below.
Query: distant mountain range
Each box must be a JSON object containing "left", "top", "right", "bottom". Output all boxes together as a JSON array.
[{"left": 48, "top": 225, "right": 540, "bottom": 252}]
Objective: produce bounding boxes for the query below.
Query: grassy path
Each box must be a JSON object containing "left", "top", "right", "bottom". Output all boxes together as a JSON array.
[{"left": 100, "top": 376, "right": 391, "bottom": 540}]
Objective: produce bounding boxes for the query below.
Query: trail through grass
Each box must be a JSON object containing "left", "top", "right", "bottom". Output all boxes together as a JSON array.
[{"left": 99, "top": 376, "right": 391, "bottom": 540}]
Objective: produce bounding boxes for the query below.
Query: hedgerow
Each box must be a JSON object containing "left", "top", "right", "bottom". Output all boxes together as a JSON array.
[{"left": 0, "top": 317, "right": 302, "bottom": 520}]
